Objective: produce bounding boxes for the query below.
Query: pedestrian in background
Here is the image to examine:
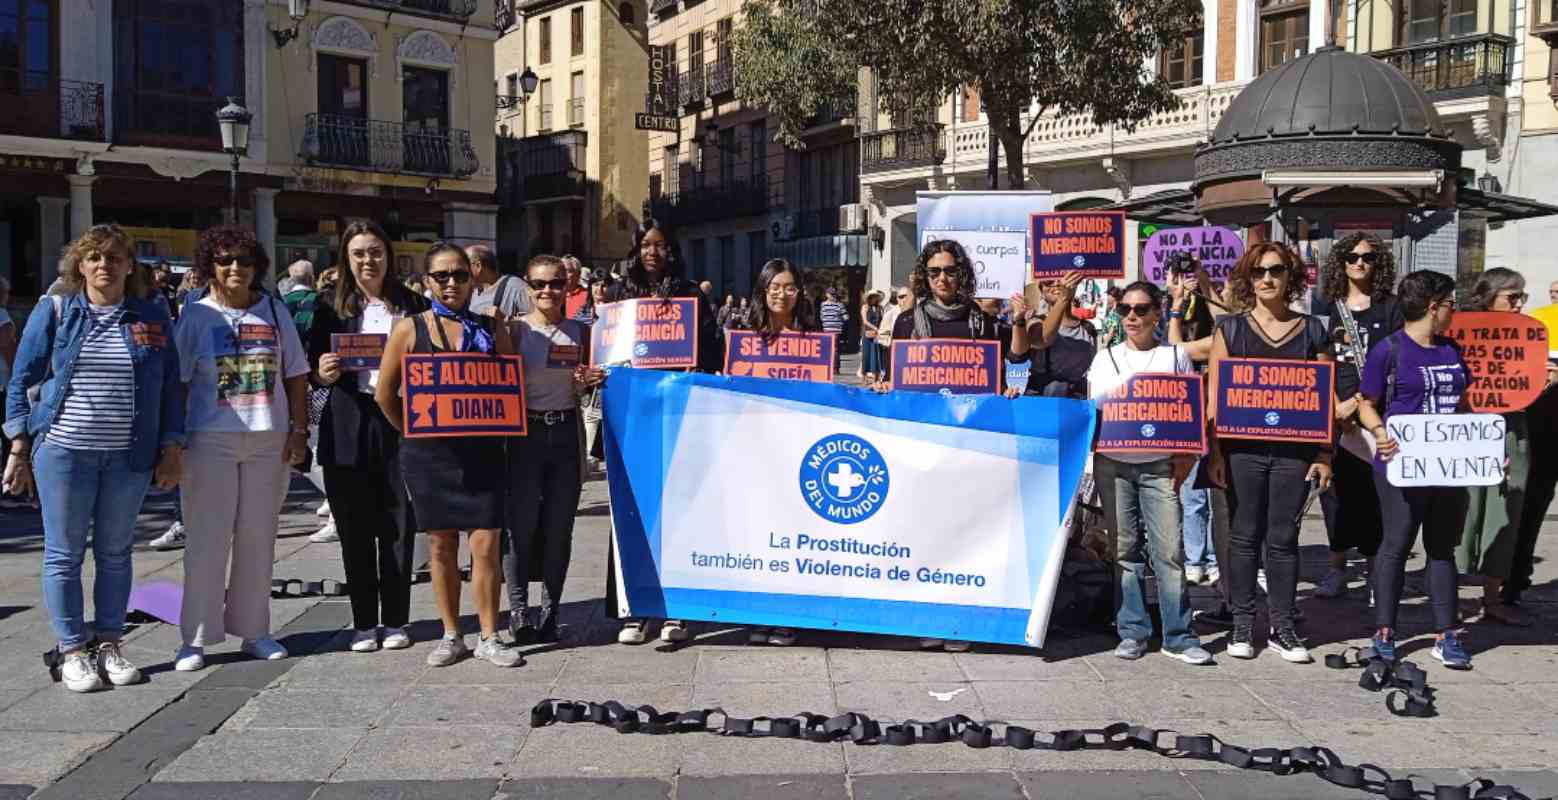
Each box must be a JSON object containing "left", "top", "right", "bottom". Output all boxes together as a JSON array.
[
  {"left": 171, "top": 225, "right": 309, "bottom": 672},
  {"left": 310, "top": 221, "right": 427, "bottom": 653},
  {"left": 819, "top": 288, "right": 847, "bottom": 374},
  {"left": 875, "top": 286, "right": 909, "bottom": 371},
  {"left": 859, "top": 290, "right": 884, "bottom": 382},
  {"left": 0, "top": 275, "right": 16, "bottom": 509},
  {"left": 376, "top": 243, "right": 522, "bottom": 668},
  {"left": 562, "top": 256, "right": 591, "bottom": 322},
  {"left": 467, "top": 243, "right": 529, "bottom": 318},
  {"left": 504, "top": 255, "right": 604, "bottom": 645},
  {"left": 3, "top": 224, "right": 184, "bottom": 692}
]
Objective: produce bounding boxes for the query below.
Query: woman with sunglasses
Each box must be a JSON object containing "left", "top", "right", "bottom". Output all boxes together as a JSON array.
[
  {"left": 171, "top": 226, "right": 310, "bottom": 671},
  {"left": 605, "top": 219, "right": 721, "bottom": 645},
  {"left": 1357, "top": 270, "right": 1474, "bottom": 669},
  {"left": 1455, "top": 268, "right": 1533, "bottom": 628},
  {"left": 1007, "top": 271, "right": 1096, "bottom": 399},
  {"left": 308, "top": 221, "right": 428, "bottom": 653},
  {"left": 504, "top": 255, "right": 605, "bottom": 645},
  {"left": 1205, "top": 242, "right": 1333, "bottom": 664},
  {"left": 1312, "top": 233, "right": 1403, "bottom": 601},
  {"left": 376, "top": 243, "right": 521, "bottom": 668},
  {"left": 1089, "top": 281, "right": 1212, "bottom": 666}
]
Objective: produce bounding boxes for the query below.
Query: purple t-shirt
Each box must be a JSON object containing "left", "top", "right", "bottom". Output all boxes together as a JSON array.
[{"left": 1358, "top": 331, "right": 1469, "bottom": 418}]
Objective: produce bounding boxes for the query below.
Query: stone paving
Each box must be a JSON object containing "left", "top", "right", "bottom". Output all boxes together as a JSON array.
[{"left": 2, "top": 396, "right": 1558, "bottom": 797}]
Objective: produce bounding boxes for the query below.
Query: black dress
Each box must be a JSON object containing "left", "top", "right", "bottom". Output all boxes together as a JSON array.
[{"left": 399, "top": 313, "right": 506, "bottom": 531}]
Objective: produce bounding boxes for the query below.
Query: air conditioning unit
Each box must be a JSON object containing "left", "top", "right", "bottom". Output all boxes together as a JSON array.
[
  {"left": 768, "top": 211, "right": 797, "bottom": 241},
  {"left": 838, "top": 203, "right": 865, "bottom": 233}
]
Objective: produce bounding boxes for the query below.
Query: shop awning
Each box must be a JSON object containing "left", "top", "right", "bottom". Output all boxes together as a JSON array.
[
  {"left": 1107, "top": 189, "right": 1201, "bottom": 226},
  {"left": 1456, "top": 187, "right": 1558, "bottom": 222},
  {"left": 770, "top": 234, "right": 870, "bottom": 269}
]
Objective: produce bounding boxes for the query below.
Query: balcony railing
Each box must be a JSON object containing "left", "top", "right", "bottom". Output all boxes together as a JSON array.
[
  {"left": 337, "top": 0, "right": 476, "bottom": 20},
  {"left": 860, "top": 127, "right": 945, "bottom": 174},
  {"left": 806, "top": 93, "right": 857, "bottom": 131},
  {"left": 678, "top": 68, "right": 705, "bottom": 108},
  {"left": 706, "top": 60, "right": 734, "bottom": 98},
  {"left": 301, "top": 113, "right": 479, "bottom": 178},
  {"left": 496, "top": 0, "right": 516, "bottom": 29},
  {"left": 649, "top": 177, "right": 768, "bottom": 225},
  {"left": 518, "top": 130, "right": 588, "bottom": 201},
  {"left": 568, "top": 98, "right": 585, "bottom": 127},
  {"left": 113, "top": 89, "right": 225, "bottom": 149},
  {"left": 0, "top": 70, "right": 105, "bottom": 141},
  {"left": 1371, "top": 33, "right": 1513, "bottom": 100}
]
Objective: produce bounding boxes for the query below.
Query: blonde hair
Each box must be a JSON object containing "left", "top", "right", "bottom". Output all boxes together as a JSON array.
[{"left": 58, "top": 224, "right": 144, "bottom": 298}]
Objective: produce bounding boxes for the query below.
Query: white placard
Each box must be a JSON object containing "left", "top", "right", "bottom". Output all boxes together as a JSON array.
[
  {"left": 921, "top": 230, "right": 1027, "bottom": 300},
  {"left": 1385, "top": 413, "right": 1506, "bottom": 487}
]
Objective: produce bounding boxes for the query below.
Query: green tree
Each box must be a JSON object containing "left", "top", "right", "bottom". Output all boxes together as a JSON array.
[{"left": 731, "top": 0, "right": 1202, "bottom": 189}]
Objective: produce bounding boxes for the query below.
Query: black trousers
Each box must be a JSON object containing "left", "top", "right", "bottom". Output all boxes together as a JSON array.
[
  {"left": 1372, "top": 475, "right": 1467, "bottom": 633},
  {"left": 1321, "top": 446, "right": 1384, "bottom": 557},
  {"left": 1510, "top": 438, "right": 1558, "bottom": 600},
  {"left": 323, "top": 456, "right": 416, "bottom": 631},
  {"left": 1225, "top": 443, "right": 1314, "bottom": 630},
  {"left": 502, "top": 416, "right": 583, "bottom": 630}
]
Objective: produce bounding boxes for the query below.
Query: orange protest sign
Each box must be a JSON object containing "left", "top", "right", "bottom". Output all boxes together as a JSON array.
[{"left": 1444, "top": 312, "right": 1550, "bottom": 412}]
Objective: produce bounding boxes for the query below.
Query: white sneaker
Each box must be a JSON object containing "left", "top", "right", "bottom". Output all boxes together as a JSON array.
[
  {"left": 1256, "top": 569, "right": 1268, "bottom": 595},
  {"left": 241, "top": 638, "right": 288, "bottom": 661},
  {"left": 1205, "top": 565, "right": 1221, "bottom": 585},
  {"left": 349, "top": 629, "right": 379, "bottom": 653},
  {"left": 617, "top": 620, "right": 647, "bottom": 645},
  {"left": 149, "top": 522, "right": 186, "bottom": 550},
  {"left": 309, "top": 522, "right": 339, "bottom": 544},
  {"left": 96, "top": 642, "right": 142, "bottom": 686},
  {"left": 1314, "top": 567, "right": 1347, "bottom": 598},
  {"left": 61, "top": 650, "right": 103, "bottom": 693},
  {"left": 382, "top": 628, "right": 412, "bottom": 650},
  {"left": 174, "top": 645, "right": 205, "bottom": 672},
  {"left": 1185, "top": 565, "right": 1205, "bottom": 585},
  {"left": 316, "top": 501, "right": 331, "bottom": 517},
  {"left": 659, "top": 619, "right": 689, "bottom": 643}
]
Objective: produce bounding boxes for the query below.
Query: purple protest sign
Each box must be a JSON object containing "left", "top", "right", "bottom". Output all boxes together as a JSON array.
[{"left": 1141, "top": 226, "right": 1245, "bottom": 286}]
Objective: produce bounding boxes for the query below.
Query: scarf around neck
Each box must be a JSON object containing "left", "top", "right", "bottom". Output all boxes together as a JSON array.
[
  {"left": 912, "top": 297, "right": 973, "bottom": 339},
  {"left": 430, "top": 298, "right": 494, "bottom": 354}
]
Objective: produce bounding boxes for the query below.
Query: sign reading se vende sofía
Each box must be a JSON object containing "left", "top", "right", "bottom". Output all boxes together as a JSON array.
[
  {"left": 1096, "top": 373, "right": 1206, "bottom": 455},
  {"left": 724, "top": 330, "right": 836, "bottom": 382},
  {"left": 1214, "top": 358, "right": 1334, "bottom": 444},
  {"left": 401, "top": 352, "right": 527, "bottom": 438},
  {"left": 1443, "top": 311, "right": 1550, "bottom": 412},
  {"left": 890, "top": 339, "right": 1002, "bottom": 395},
  {"left": 590, "top": 298, "right": 699, "bottom": 368}
]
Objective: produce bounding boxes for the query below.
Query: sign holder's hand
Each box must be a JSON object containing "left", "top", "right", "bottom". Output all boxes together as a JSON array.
[
  {"left": 1306, "top": 461, "right": 1333, "bottom": 492},
  {"left": 1373, "top": 426, "right": 1400, "bottom": 462},
  {"left": 317, "top": 352, "right": 342, "bottom": 385}
]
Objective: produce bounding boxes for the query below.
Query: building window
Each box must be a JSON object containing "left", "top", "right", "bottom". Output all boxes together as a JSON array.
[
  {"left": 113, "top": 0, "right": 244, "bottom": 146},
  {"left": 1402, "top": 0, "right": 1477, "bottom": 44},
  {"left": 570, "top": 7, "right": 584, "bottom": 57},
  {"left": 537, "top": 77, "right": 552, "bottom": 130},
  {"left": 505, "top": 72, "right": 519, "bottom": 104},
  {"left": 960, "top": 85, "right": 979, "bottom": 122},
  {"left": 539, "top": 16, "right": 552, "bottom": 64},
  {"left": 747, "top": 230, "right": 766, "bottom": 287},
  {"left": 569, "top": 70, "right": 585, "bottom": 126},
  {"left": 750, "top": 120, "right": 766, "bottom": 183},
  {"left": 716, "top": 17, "right": 733, "bottom": 63},
  {"left": 403, "top": 65, "right": 450, "bottom": 173},
  {"left": 688, "top": 30, "right": 703, "bottom": 72},
  {"left": 1259, "top": 0, "right": 1308, "bottom": 73},
  {"left": 663, "top": 144, "right": 679, "bottom": 195},
  {"left": 689, "top": 239, "right": 706, "bottom": 282},
  {"left": 718, "top": 127, "right": 736, "bottom": 186},
  {"left": 569, "top": 205, "right": 584, "bottom": 255},
  {"left": 0, "top": 0, "right": 53, "bottom": 85},
  {"left": 1159, "top": 28, "right": 1204, "bottom": 89},
  {"left": 619, "top": 1, "right": 633, "bottom": 24}
]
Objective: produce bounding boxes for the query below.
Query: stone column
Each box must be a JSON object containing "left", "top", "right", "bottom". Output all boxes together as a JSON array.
[
  {"left": 442, "top": 201, "right": 500, "bottom": 247},
  {"left": 37, "top": 196, "right": 69, "bottom": 290},
  {"left": 253, "top": 187, "right": 279, "bottom": 289},
  {"left": 67, "top": 175, "right": 96, "bottom": 239}
]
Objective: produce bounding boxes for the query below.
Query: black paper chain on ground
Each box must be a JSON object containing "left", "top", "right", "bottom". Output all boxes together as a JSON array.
[
  {"left": 529, "top": 699, "right": 1545, "bottom": 800},
  {"left": 1324, "top": 646, "right": 1437, "bottom": 718}
]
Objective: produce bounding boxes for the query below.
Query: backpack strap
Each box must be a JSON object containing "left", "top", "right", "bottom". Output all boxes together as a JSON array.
[{"left": 1382, "top": 332, "right": 1401, "bottom": 413}]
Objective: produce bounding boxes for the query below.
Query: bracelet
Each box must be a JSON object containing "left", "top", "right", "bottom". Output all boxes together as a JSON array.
[{"left": 1168, "top": 311, "right": 1184, "bottom": 319}]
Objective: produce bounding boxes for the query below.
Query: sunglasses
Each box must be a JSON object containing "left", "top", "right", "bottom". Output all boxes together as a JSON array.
[
  {"left": 1115, "top": 303, "right": 1156, "bottom": 318},
  {"left": 1496, "top": 291, "right": 1528, "bottom": 305},
  {"left": 214, "top": 255, "right": 256, "bottom": 268},
  {"left": 925, "top": 266, "right": 959, "bottom": 279},
  {"left": 427, "top": 270, "right": 472, "bottom": 285},
  {"left": 1344, "top": 251, "right": 1379, "bottom": 265},
  {"left": 1250, "top": 264, "right": 1289, "bottom": 280},
  {"left": 526, "top": 277, "right": 568, "bottom": 291}
]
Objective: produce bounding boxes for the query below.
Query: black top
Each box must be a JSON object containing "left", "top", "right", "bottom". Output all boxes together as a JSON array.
[
  {"left": 1020, "top": 318, "right": 1097, "bottom": 399},
  {"left": 1216, "top": 312, "right": 1331, "bottom": 361},
  {"left": 307, "top": 293, "right": 430, "bottom": 469},
  {"left": 884, "top": 303, "right": 1007, "bottom": 374},
  {"left": 605, "top": 274, "right": 723, "bottom": 373},
  {"left": 1317, "top": 295, "right": 1404, "bottom": 400}
]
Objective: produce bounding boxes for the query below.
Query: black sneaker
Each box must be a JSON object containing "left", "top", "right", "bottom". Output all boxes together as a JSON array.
[
  {"left": 1269, "top": 625, "right": 1313, "bottom": 663},
  {"left": 535, "top": 619, "right": 560, "bottom": 644},
  {"left": 510, "top": 626, "right": 537, "bottom": 646},
  {"left": 1227, "top": 623, "right": 1255, "bottom": 659}
]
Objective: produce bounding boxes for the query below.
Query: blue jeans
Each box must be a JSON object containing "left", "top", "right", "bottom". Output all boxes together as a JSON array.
[
  {"left": 1180, "top": 461, "right": 1215, "bottom": 568},
  {"left": 1096, "top": 456, "right": 1198, "bottom": 651},
  {"left": 34, "top": 442, "right": 154, "bottom": 651}
]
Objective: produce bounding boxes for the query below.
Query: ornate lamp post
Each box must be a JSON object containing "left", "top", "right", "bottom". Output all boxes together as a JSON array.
[{"left": 216, "top": 98, "right": 253, "bottom": 226}]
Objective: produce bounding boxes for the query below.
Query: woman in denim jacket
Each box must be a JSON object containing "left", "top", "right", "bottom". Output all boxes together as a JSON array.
[{"left": 2, "top": 224, "right": 185, "bottom": 693}]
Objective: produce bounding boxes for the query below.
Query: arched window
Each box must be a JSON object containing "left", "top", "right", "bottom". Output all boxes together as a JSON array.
[{"left": 619, "top": 1, "right": 634, "bottom": 24}]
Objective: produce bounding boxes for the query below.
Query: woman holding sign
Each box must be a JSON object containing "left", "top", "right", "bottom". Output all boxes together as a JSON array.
[
  {"left": 1206, "top": 242, "right": 1333, "bottom": 664},
  {"left": 1087, "top": 281, "right": 1212, "bottom": 666},
  {"left": 1356, "top": 270, "right": 1473, "bottom": 670},
  {"left": 376, "top": 243, "right": 523, "bottom": 669},
  {"left": 309, "top": 221, "right": 429, "bottom": 652},
  {"left": 504, "top": 255, "right": 604, "bottom": 644}
]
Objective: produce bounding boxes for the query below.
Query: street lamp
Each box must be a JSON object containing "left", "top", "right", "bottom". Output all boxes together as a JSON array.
[
  {"left": 216, "top": 98, "right": 253, "bottom": 226},
  {"left": 271, "top": 0, "right": 309, "bottom": 48},
  {"left": 498, "top": 67, "right": 541, "bottom": 132}
]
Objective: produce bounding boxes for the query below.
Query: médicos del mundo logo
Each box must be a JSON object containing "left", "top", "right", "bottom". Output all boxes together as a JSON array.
[{"left": 798, "top": 433, "right": 889, "bottom": 524}]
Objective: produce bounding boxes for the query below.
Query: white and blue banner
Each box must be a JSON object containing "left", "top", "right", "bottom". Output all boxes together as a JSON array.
[
  {"left": 602, "top": 368, "right": 1096, "bottom": 647},
  {"left": 917, "top": 190, "right": 1055, "bottom": 300}
]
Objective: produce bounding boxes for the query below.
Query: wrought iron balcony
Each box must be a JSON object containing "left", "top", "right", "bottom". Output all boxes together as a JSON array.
[
  {"left": 0, "top": 69, "right": 105, "bottom": 141},
  {"left": 805, "top": 93, "right": 857, "bottom": 131},
  {"left": 113, "top": 89, "right": 225, "bottom": 149},
  {"left": 301, "top": 113, "right": 479, "bottom": 178},
  {"left": 678, "top": 69, "right": 705, "bottom": 109},
  {"left": 495, "top": 0, "right": 517, "bottom": 29},
  {"left": 337, "top": 0, "right": 476, "bottom": 20},
  {"left": 1370, "top": 33, "right": 1513, "bottom": 101},
  {"left": 649, "top": 176, "right": 768, "bottom": 225},
  {"left": 518, "top": 130, "right": 588, "bottom": 201},
  {"left": 860, "top": 126, "right": 945, "bottom": 174},
  {"left": 649, "top": 0, "right": 677, "bottom": 16},
  {"left": 705, "top": 60, "right": 734, "bottom": 98}
]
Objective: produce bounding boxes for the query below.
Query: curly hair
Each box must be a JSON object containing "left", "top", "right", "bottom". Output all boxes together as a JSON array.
[
  {"left": 193, "top": 225, "right": 270, "bottom": 292},
  {"left": 1227, "top": 242, "right": 1308, "bottom": 311},
  {"left": 910, "top": 239, "right": 976, "bottom": 306},
  {"left": 1320, "top": 232, "right": 1397, "bottom": 303},
  {"left": 57, "top": 224, "right": 144, "bottom": 298}
]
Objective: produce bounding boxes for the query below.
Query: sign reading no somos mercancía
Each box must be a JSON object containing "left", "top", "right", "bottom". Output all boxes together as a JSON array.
[
  {"left": 1030, "top": 210, "right": 1126, "bottom": 280},
  {"left": 590, "top": 298, "right": 699, "bottom": 368},
  {"left": 1096, "top": 373, "right": 1206, "bottom": 455},
  {"left": 890, "top": 339, "right": 1001, "bottom": 395},
  {"left": 1214, "top": 358, "right": 1334, "bottom": 444}
]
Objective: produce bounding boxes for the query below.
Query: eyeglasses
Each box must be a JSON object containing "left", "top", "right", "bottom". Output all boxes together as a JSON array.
[
  {"left": 427, "top": 270, "right": 472, "bottom": 285},
  {"left": 1115, "top": 303, "right": 1156, "bottom": 318},
  {"left": 1250, "top": 264, "right": 1289, "bottom": 280},
  {"left": 1344, "top": 251, "right": 1379, "bottom": 265},
  {"left": 925, "top": 266, "right": 959, "bottom": 279},
  {"left": 214, "top": 254, "right": 256, "bottom": 268},
  {"left": 349, "top": 248, "right": 386, "bottom": 260},
  {"left": 1496, "top": 291, "right": 1528, "bottom": 306},
  {"left": 1432, "top": 298, "right": 1458, "bottom": 311},
  {"left": 526, "top": 277, "right": 568, "bottom": 291},
  {"left": 766, "top": 284, "right": 800, "bottom": 295}
]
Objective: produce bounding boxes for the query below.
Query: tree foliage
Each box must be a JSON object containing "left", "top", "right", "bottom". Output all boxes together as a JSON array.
[{"left": 731, "top": 0, "right": 1203, "bottom": 188}]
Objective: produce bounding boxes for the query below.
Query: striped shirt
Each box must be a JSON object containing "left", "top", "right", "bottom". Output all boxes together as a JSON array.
[
  {"left": 819, "top": 300, "right": 847, "bottom": 333},
  {"left": 46, "top": 303, "right": 135, "bottom": 451}
]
